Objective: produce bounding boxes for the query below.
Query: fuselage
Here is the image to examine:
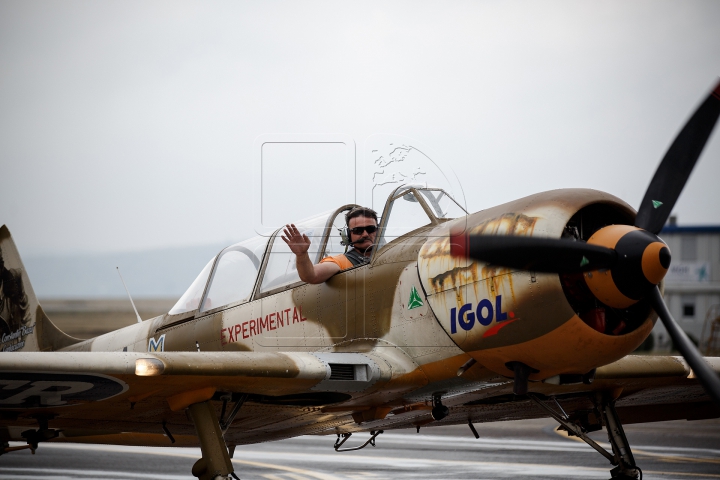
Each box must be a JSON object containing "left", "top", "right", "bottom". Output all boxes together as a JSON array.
[{"left": 60, "top": 187, "right": 657, "bottom": 399}]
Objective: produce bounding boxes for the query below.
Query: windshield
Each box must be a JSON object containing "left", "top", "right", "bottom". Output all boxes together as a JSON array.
[
  {"left": 417, "top": 188, "right": 467, "bottom": 219},
  {"left": 259, "top": 210, "right": 334, "bottom": 294},
  {"left": 379, "top": 188, "right": 433, "bottom": 244},
  {"left": 169, "top": 257, "right": 216, "bottom": 315},
  {"left": 200, "top": 235, "right": 269, "bottom": 312}
]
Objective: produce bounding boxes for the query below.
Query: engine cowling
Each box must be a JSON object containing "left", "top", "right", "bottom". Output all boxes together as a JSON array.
[{"left": 417, "top": 189, "right": 657, "bottom": 381}]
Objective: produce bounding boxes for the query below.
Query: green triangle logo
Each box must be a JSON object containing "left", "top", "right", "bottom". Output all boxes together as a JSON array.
[
  {"left": 408, "top": 286, "right": 424, "bottom": 310},
  {"left": 652, "top": 200, "right": 663, "bottom": 209},
  {"left": 580, "top": 256, "right": 589, "bottom": 267}
]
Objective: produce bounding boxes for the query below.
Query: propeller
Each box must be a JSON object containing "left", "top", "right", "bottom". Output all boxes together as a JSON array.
[
  {"left": 648, "top": 287, "right": 720, "bottom": 402},
  {"left": 452, "top": 79, "right": 720, "bottom": 403},
  {"left": 636, "top": 81, "right": 720, "bottom": 234},
  {"left": 450, "top": 235, "right": 617, "bottom": 273}
]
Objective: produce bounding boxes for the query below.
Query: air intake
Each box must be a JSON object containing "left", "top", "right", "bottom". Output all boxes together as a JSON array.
[{"left": 329, "top": 364, "right": 355, "bottom": 380}]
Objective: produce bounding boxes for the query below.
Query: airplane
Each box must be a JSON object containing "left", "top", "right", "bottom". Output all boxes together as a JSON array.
[{"left": 0, "top": 80, "right": 719, "bottom": 480}]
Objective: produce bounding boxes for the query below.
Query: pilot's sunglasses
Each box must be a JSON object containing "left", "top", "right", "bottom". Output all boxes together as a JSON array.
[{"left": 350, "top": 225, "right": 378, "bottom": 235}]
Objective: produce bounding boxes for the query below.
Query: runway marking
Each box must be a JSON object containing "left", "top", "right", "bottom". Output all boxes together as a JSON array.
[
  {"left": 4, "top": 442, "right": 602, "bottom": 479},
  {"left": 261, "top": 474, "right": 313, "bottom": 480},
  {"left": 642, "top": 474, "right": 720, "bottom": 479},
  {"left": 0, "top": 466, "right": 181, "bottom": 479},
  {"left": 231, "top": 459, "right": 340, "bottom": 480},
  {"left": 295, "top": 431, "right": 720, "bottom": 456},
  {"left": 18, "top": 438, "right": 720, "bottom": 479},
  {"left": 553, "top": 427, "right": 720, "bottom": 469},
  {"left": 233, "top": 449, "right": 720, "bottom": 478},
  {"left": 25, "top": 443, "right": 341, "bottom": 480}
]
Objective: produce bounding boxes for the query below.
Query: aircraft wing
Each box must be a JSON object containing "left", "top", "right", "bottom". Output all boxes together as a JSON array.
[
  {"left": 0, "top": 351, "right": 328, "bottom": 402},
  {"left": 0, "top": 349, "right": 423, "bottom": 446},
  {"left": 0, "top": 349, "right": 415, "bottom": 407},
  {"left": 1, "top": 352, "right": 718, "bottom": 448},
  {"left": 362, "top": 355, "right": 720, "bottom": 433}
]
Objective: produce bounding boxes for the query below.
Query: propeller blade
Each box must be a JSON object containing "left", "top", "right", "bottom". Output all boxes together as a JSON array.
[
  {"left": 636, "top": 80, "right": 720, "bottom": 234},
  {"left": 451, "top": 234, "right": 617, "bottom": 273},
  {"left": 649, "top": 287, "right": 720, "bottom": 404}
]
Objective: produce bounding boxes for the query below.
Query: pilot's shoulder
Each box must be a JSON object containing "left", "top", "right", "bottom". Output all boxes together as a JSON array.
[{"left": 319, "top": 254, "right": 352, "bottom": 270}]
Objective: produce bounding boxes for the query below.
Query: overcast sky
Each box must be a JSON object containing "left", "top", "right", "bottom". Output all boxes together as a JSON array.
[{"left": 1, "top": 0, "right": 719, "bottom": 256}]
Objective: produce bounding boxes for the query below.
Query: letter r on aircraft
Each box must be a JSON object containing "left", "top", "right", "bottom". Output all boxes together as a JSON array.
[{"left": 0, "top": 380, "right": 94, "bottom": 406}]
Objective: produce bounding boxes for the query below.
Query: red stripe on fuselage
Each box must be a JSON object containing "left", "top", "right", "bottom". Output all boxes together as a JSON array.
[
  {"left": 482, "top": 318, "right": 518, "bottom": 338},
  {"left": 450, "top": 230, "right": 468, "bottom": 258}
]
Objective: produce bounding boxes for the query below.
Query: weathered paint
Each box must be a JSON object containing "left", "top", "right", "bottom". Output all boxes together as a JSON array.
[
  {"left": 417, "top": 189, "right": 661, "bottom": 379},
  {"left": 0, "top": 188, "right": 712, "bottom": 453},
  {"left": 468, "top": 313, "right": 655, "bottom": 380}
]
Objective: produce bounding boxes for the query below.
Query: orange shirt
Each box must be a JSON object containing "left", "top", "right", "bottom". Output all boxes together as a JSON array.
[{"left": 319, "top": 254, "right": 353, "bottom": 270}]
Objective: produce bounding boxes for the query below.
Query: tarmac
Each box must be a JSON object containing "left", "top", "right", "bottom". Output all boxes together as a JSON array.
[{"left": 1, "top": 418, "right": 718, "bottom": 479}]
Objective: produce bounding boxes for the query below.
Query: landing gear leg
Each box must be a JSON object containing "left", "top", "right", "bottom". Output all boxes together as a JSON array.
[
  {"left": 597, "top": 396, "right": 640, "bottom": 480},
  {"left": 529, "top": 394, "right": 641, "bottom": 480},
  {"left": 188, "top": 400, "right": 237, "bottom": 480}
]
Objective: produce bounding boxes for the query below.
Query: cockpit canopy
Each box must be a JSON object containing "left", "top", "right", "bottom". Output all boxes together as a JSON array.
[{"left": 169, "top": 186, "right": 466, "bottom": 316}]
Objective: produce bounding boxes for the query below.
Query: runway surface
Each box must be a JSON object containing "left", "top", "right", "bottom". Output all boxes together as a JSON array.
[{"left": 1, "top": 418, "right": 718, "bottom": 479}]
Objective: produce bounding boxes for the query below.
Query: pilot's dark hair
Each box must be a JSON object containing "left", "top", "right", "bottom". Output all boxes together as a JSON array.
[{"left": 345, "top": 206, "right": 378, "bottom": 226}]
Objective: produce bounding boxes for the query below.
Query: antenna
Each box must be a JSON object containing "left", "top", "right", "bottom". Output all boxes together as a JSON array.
[{"left": 116, "top": 267, "right": 143, "bottom": 323}]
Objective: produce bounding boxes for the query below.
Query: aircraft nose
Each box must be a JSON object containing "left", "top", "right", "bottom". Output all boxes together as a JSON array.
[
  {"left": 583, "top": 225, "right": 670, "bottom": 308},
  {"left": 642, "top": 242, "right": 671, "bottom": 285}
]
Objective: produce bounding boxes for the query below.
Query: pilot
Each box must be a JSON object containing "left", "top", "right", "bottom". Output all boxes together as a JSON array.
[{"left": 281, "top": 207, "right": 378, "bottom": 284}]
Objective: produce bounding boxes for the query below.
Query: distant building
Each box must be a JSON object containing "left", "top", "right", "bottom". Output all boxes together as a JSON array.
[{"left": 655, "top": 219, "right": 720, "bottom": 352}]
